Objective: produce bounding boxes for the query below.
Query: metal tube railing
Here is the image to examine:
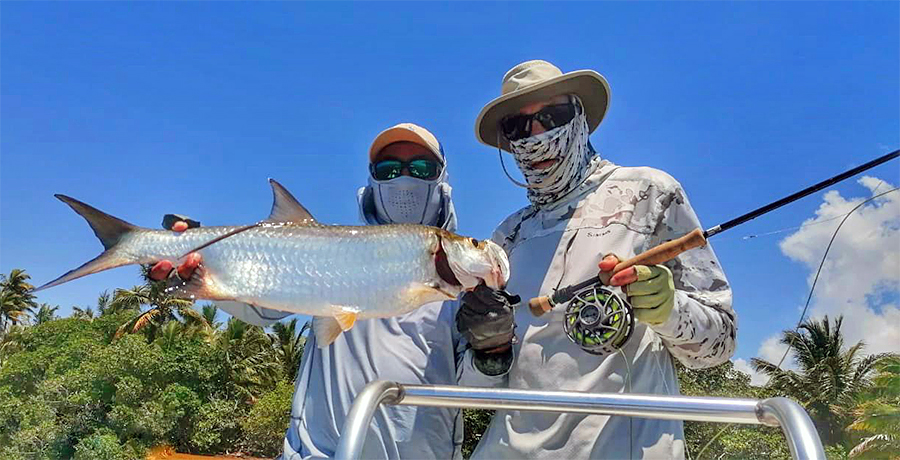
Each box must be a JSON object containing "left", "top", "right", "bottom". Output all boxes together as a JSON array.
[{"left": 334, "top": 381, "right": 825, "bottom": 460}]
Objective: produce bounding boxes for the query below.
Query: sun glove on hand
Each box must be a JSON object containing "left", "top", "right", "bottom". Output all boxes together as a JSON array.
[
  {"left": 457, "top": 284, "right": 519, "bottom": 350},
  {"left": 457, "top": 285, "right": 520, "bottom": 376},
  {"left": 162, "top": 214, "right": 201, "bottom": 231},
  {"left": 621, "top": 264, "right": 676, "bottom": 326}
]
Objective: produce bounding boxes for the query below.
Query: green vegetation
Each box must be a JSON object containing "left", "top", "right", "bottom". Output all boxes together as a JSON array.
[
  {"left": 0, "top": 268, "right": 306, "bottom": 459},
  {"left": 680, "top": 360, "right": 792, "bottom": 459},
  {"left": 1, "top": 269, "right": 895, "bottom": 459}
]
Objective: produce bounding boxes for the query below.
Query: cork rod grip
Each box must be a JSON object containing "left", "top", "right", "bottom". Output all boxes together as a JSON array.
[
  {"left": 529, "top": 228, "right": 708, "bottom": 316},
  {"left": 598, "top": 228, "right": 707, "bottom": 285}
]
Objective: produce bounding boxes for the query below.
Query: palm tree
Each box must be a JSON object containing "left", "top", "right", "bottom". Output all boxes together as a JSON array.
[
  {"left": 217, "top": 318, "right": 281, "bottom": 401},
  {"left": 271, "top": 318, "right": 310, "bottom": 380},
  {"left": 200, "top": 304, "right": 223, "bottom": 330},
  {"left": 0, "top": 324, "right": 27, "bottom": 366},
  {"left": 96, "top": 291, "right": 112, "bottom": 316},
  {"left": 72, "top": 306, "right": 96, "bottom": 321},
  {"left": 155, "top": 321, "right": 190, "bottom": 350},
  {"left": 848, "top": 354, "right": 900, "bottom": 458},
  {"left": 0, "top": 269, "right": 38, "bottom": 334},
  {"left": 752, "top": 315, "right": 885, "bottom": 445},
  {"left": 111, "top": 282, "right": 206, "bottom": 340},
  {"left": 33, "top": 304, "right": 60, "bottom": 325}
]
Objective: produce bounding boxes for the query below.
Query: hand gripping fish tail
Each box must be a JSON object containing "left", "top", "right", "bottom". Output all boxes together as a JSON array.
[{"left": 34, "top": 179, "right": 510, "bottom": 348}]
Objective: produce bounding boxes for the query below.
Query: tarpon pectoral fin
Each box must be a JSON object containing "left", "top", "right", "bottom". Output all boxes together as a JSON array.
[
  {"left": 403, "top": 283, "right": 457, "bottom": 307},
  {"left": 312, "top": 306, "right": 359, "bottom": 348},
  {"left": 265, "top": 179, "right": 316, "bottom": 223},
  {"left": 331, "top": 306, "right": 359, "bottom": 331}
]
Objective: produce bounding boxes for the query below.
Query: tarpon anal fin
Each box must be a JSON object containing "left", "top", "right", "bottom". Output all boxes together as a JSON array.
[
  {"left": 265, "top": 178, "right": 316, "bottom": 223},
  {"left": 312, "top": 306, "right": 359, "bottom": 348}
]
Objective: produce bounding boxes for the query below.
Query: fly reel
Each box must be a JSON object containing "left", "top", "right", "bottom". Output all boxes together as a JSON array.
[{"left": 562, "top": 283, "right": 634, "bottom": 356}]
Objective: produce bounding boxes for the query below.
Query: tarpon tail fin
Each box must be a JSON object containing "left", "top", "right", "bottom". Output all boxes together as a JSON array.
[{"left": 33, "top": 195, "right": 141, "bottom": 292}]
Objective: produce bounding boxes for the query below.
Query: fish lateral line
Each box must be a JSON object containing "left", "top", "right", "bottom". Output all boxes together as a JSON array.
[{"left": 178, "top": 222, "right": 262, "bottom": 258}]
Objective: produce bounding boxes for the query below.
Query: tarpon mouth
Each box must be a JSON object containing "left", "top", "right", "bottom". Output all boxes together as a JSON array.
[{"left": 434, "top": 236, "right": 462, "bottom": 287}]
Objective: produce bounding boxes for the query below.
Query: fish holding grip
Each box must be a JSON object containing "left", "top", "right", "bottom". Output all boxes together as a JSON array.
[{"left": 527, "top": 229, "right": 708, "bottom": 355}]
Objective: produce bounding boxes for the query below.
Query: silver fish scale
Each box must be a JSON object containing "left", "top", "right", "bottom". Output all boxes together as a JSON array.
[{"left": 120, "top": 224, "right": 441, "bottom": 318}]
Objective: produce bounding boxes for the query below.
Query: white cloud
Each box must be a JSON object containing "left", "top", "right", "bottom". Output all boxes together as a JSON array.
[
  {"left": 757, "top": 335, "right": 793, "bottom": 365},
  {"left": 776, "top": 176, "right": 900, "bottom": 356},
  {"left": 733, "top": 335, "right": 794, "bottom": 386},
  {"left": 736, "top": 177, "right": 899, "bottom": 386},
  {"left": 733, "top": 358, "right": 770, "bottom": 386}
]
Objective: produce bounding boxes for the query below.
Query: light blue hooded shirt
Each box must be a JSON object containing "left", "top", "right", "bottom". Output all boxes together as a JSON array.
[{"left": 230, "top": 168, "right": 498, "bottom": 460}]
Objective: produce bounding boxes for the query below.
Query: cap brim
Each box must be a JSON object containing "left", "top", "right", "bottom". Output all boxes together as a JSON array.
[
  {"left": 474, "top": 70, "right": 610, "bottom": 151},
  {"left": 369, "top": 128, "right": 444, "bottom": 163}
]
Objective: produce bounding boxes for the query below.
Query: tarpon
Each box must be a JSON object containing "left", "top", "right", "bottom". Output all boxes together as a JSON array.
[{"left": 35, "top": 180, "right": 510, "bottom": 346}]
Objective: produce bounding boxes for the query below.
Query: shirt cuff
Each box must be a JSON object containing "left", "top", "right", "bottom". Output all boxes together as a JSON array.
[
  {"left": 470, "top": 347, "right": 514, "bottom": 377},
  {"left": 647, "top": 290, "right": 687, "bottom": 339}
]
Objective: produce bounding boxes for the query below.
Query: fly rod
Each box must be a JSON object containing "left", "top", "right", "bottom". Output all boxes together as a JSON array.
[{"left": 528, "top": 149, "right": 900, "bottom": 316}]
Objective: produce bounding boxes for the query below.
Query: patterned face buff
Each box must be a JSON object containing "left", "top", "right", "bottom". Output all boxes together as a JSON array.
[{"left": 507, "top": 96, "right": 599, "bottom": 207}]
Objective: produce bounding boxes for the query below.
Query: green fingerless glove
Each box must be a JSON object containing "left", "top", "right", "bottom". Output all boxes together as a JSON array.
[{"left": 626, "top": 265, "right": 675, "bottom": 325}]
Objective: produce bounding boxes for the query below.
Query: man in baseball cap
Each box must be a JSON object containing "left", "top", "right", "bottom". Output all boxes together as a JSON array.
[
  {"left": 358, "top": 123, "right": 454, "bottom": 228},
  {"left": 151, "top": 123, "right": 517, "bottom": 459},
  {"left": 280, "top": 123, "right": 516, "bottom": 459}
]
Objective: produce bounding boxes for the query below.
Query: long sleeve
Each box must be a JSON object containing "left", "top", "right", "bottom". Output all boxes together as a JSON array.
[{"left": 645, "top": 185, "right": 737, "bottom": 369}]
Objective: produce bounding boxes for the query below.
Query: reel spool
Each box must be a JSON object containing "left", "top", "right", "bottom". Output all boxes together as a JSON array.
[{"left": 563, "top": 284, "right": 634, "bottom": 356}]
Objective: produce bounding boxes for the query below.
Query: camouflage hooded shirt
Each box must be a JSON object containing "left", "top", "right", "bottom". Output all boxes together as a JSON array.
[{"left": 471, "top": 160, "right": 736, "bottom": 460}]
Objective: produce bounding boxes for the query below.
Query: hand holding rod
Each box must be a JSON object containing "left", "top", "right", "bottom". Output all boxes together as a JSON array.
[
  {"left": 527, "top": 149, "right": 899, "bottom": 317},
  {"left": 528, "top": 229, "right": 707, "bottom": 316}
]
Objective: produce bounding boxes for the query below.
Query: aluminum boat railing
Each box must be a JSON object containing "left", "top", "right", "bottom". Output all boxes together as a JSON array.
[{"left": 334, "top": 381, "right": 825, "bottom": 460}]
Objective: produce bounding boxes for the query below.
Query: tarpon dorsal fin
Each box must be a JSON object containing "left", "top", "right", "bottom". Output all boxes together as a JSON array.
[{"left": 266, "top": 178, "right": 315, "bottom": 223}]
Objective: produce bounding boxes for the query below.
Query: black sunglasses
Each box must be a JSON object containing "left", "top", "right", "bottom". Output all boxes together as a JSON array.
[
  {"left": 370, "top": 158, "right": 442, "bottom": 181},
  {"left": 499, "top": 102, "right": 578, "bottom": 141}
]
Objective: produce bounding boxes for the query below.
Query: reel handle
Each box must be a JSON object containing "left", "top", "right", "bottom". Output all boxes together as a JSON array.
[{"left": 528, "top": 228, "right": 708, "bottom": 317}]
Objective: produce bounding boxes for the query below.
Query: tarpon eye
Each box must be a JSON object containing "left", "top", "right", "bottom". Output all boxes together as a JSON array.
[{"left": 471, "top": 238, "right": 479, "bottom": 246}]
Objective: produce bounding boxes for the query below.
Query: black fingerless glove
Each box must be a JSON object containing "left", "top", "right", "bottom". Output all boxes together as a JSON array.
[
  {"left": 457, "top": 285, "right": 520, "bottom": 376},
  {"left": 162, "top": 214, "right": 201, "bottom": 230}
]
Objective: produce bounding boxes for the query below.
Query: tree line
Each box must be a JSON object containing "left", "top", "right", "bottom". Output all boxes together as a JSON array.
[{"left": 1, "top": 268, "right": 897, "bottom": 459}]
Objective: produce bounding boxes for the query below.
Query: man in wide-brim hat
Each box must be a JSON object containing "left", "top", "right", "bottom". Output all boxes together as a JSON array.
[{"left": 464, "top": 60, "right": 738, "bottom": 459}]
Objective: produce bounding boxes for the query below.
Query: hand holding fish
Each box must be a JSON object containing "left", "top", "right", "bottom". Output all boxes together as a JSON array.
[
  {"left": 149, "top": 215, "right": 202, "bottom": 281},
  {"left": 457, "top": 284, "right": 519, "bottom": 352}
]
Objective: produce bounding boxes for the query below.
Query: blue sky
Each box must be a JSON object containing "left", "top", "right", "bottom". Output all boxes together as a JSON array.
[{"left": 2, "top": 2, "right": 898, "bottom": 367}]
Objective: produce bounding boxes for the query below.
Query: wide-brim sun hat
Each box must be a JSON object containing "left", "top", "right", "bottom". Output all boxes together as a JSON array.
[
  {"left": 369, "top": 123, "right": 445, "bottom": 164},
  {"left": 475, "top": 60, "right": 611, "bottom": 150}
]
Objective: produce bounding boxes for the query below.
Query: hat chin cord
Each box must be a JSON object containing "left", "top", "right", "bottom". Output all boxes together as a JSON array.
[{"left": 496, "top": 130, "right": 549, "bottom": 190}]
